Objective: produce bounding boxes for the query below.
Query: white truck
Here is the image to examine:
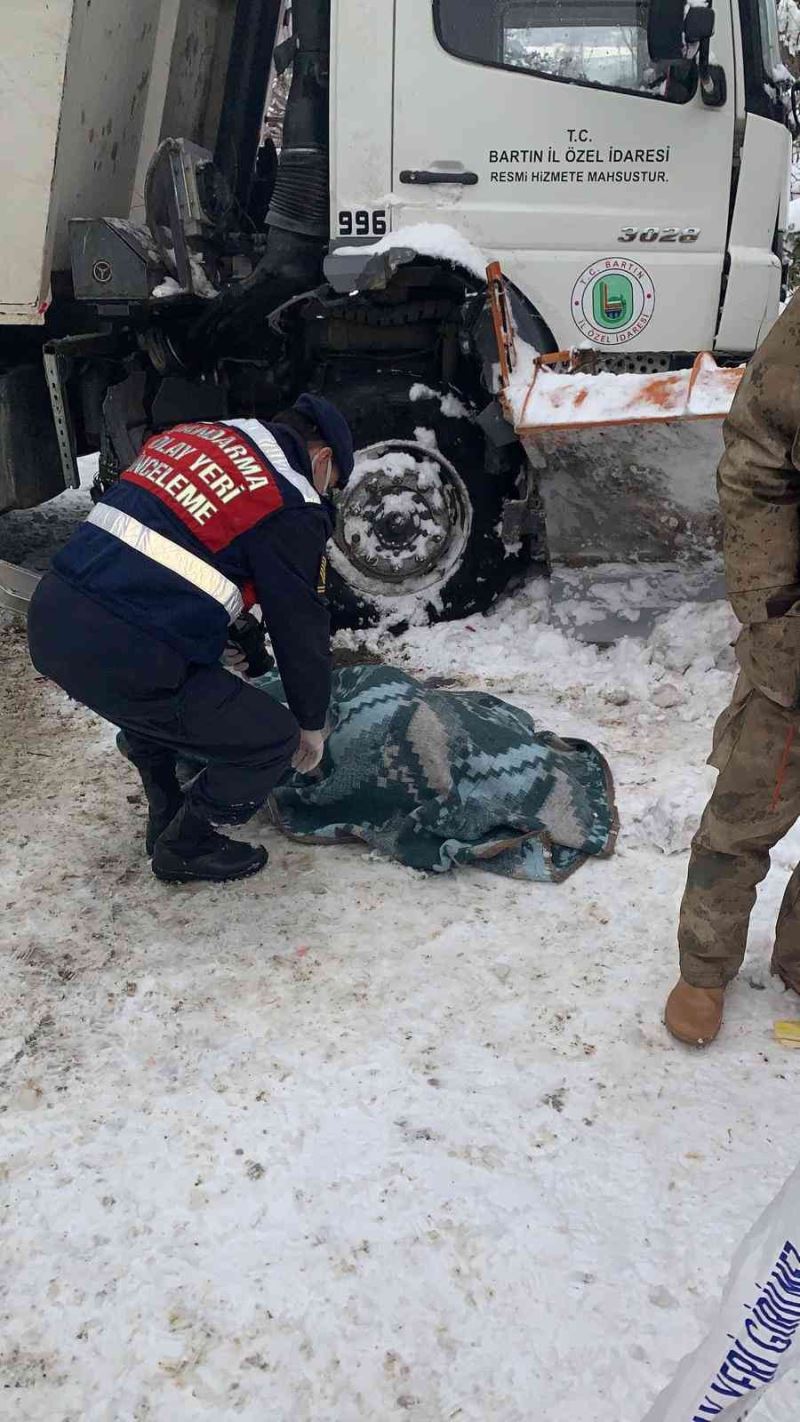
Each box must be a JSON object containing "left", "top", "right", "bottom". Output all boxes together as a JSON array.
[{"left": 0, "top": 0, "right": 795, "bottom": 631}]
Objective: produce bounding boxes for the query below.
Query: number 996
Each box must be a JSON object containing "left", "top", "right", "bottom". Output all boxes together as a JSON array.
[{"left": 338, "top": 209, "right": 388, "bottom": 238}]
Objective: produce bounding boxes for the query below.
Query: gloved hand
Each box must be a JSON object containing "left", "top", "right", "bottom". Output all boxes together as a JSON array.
[
  {"left": 292, "top": 728, "right": 325, "bottom": 774},
  {"left": 221, "top": 642, "right": 249, "bottom": 677},
  {"left": 227, "top": 611, "right": 273, "bottom": 678}
]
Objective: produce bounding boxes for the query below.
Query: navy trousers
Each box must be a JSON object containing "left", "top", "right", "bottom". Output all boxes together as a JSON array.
[{"left": 27, "top": 574, "right": 299, "bottom": 824}]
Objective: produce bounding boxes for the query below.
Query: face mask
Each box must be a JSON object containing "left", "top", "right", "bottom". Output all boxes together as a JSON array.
[{"left": 312, "top": 449, "right": 333, "bottom": 495}]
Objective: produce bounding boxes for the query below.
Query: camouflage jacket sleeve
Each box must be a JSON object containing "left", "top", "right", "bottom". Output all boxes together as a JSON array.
[{"left": 718, "top": 290, "right": 800, "bottom": 625}]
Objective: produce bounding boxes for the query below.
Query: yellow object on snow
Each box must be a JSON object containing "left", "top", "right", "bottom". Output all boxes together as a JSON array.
[{"left": 773, "top": 1020, "right": 800, "bottom": 1048}]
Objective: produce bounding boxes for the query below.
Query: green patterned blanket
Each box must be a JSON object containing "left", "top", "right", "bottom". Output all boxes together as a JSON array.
[{"left": 256, "top": 664, "right": 616, "bottom": 882}]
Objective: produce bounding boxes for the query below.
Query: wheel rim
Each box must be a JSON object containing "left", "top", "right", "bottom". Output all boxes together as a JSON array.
[{"left": 329, "top": 440, "right": 472, "bottom": 598}]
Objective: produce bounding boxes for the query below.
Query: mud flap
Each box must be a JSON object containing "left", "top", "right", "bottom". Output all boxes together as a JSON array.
[
  {"left": 0, "top": 560, "right": 41, "bottom": 616},
  {"left": 523, "top": 418, "right": 727, "bottom": 642},
  {"left": 0, "top": 365, "right": 66, "bottom": 515}
]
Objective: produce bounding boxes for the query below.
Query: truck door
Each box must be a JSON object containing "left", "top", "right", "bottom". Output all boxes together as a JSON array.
[
  {"left": 391, "top": 0, "right": 737, "bottom": 356},
  {"left": 714, "top": 0, "right": 790, "bottom": 350}
]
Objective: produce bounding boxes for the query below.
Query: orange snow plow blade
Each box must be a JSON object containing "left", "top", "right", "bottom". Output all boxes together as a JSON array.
[
  {"left": 511, "top": 349, "right": 744, "bottom": 435},
  {"left": 485, "top": 261, "right": 745, "bottom": 641},
  {"left": 485, "top": 261, "right": 744, "bottom": 434}
]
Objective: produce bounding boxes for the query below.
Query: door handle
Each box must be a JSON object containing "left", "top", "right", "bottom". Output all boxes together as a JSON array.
[{"left": 399, "top": 169, "right": 479, "bottom": 186}]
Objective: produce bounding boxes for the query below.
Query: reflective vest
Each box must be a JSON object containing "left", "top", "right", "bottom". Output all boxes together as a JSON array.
[{"left": 53, "top": 418, "right": 326, "bottom": 665}]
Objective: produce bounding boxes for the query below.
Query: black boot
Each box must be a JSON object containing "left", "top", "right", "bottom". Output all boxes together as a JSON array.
[
  {"left": 117, "top": 732, "right": 183, "bottom": 855},
  {"left": 151, "top": 802, "right": 268, "bottom": 884}
]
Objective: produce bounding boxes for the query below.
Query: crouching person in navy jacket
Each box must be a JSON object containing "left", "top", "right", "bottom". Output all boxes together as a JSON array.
[{"left": 28, "top": 394, "right": 354, "bottom": 884}]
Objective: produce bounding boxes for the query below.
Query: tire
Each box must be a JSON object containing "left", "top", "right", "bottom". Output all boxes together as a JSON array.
[{"left": 322, "top": 373, "right": 530, "bottom": 629}]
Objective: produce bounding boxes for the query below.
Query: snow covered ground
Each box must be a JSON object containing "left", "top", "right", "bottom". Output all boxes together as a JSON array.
[{"left": 3, "top": 477, "right": 800, "bottom": 1421}]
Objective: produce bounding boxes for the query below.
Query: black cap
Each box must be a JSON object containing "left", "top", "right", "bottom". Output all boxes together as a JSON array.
[{"left": 294, "top": 393, "right": 355, "bottom": 485}]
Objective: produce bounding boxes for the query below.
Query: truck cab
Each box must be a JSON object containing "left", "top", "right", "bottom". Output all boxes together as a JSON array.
[{"left": 329, "top": 0, "right": 791, "bottom": 360}]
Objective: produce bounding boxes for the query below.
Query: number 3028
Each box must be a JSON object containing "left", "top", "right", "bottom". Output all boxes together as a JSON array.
[
  {"left": 338, "top": 209, "right": 387, "bottom": 237},
  {"left": 618, "top": 226, "right": 700, "bottom": 243}
]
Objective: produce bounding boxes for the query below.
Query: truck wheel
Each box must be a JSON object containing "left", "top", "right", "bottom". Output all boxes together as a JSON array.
[{"left": 323, "top": 375, "right": 529, "bottom": 629}]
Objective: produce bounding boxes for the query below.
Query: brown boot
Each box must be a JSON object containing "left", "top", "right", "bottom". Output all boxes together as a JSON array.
[
  {"left": 771, "top": 962, "right": 800, "bottom": 996},
  {"left": 664, "top": 978, "right": 725, "bottom": 1047}
]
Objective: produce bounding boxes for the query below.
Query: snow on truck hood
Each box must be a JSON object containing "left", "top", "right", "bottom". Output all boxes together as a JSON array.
[{"left": 335, "top": 222, "right": 488, "bottom": 280}]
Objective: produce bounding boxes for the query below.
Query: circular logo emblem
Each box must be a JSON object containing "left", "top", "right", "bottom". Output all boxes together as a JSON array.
[
  {"left": 92, "top": 258, "right": 113, "bottom": 285},
  {"left": 571, "top": 259, "right": 655, "bottom": 345}
]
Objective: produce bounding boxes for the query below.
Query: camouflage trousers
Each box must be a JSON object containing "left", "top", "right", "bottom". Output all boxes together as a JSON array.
[{"left": 679, "top": 673, "right": 800, "bottom": 988}]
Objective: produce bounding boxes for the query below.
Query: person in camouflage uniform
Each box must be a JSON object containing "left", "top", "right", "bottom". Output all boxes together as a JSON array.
[{"left": 665, "top": 294, "right": 800, "bottom": 1046}]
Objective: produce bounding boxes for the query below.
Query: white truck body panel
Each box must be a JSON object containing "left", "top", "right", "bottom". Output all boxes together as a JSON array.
[
  {"left": 714, "top": 114, "right": 790, "bottom": 350},
  {"left": 329, "top": 0, "right": 393, "bottom": 226},
  {"left": 0, "top": 0, "right": 232, "bottom": 327},
  {"left": 0, "top": 0, "right": 75, "bottom": 323},
  {"left": 46, "top": 0, "right": 164, "bottom": 274}
]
